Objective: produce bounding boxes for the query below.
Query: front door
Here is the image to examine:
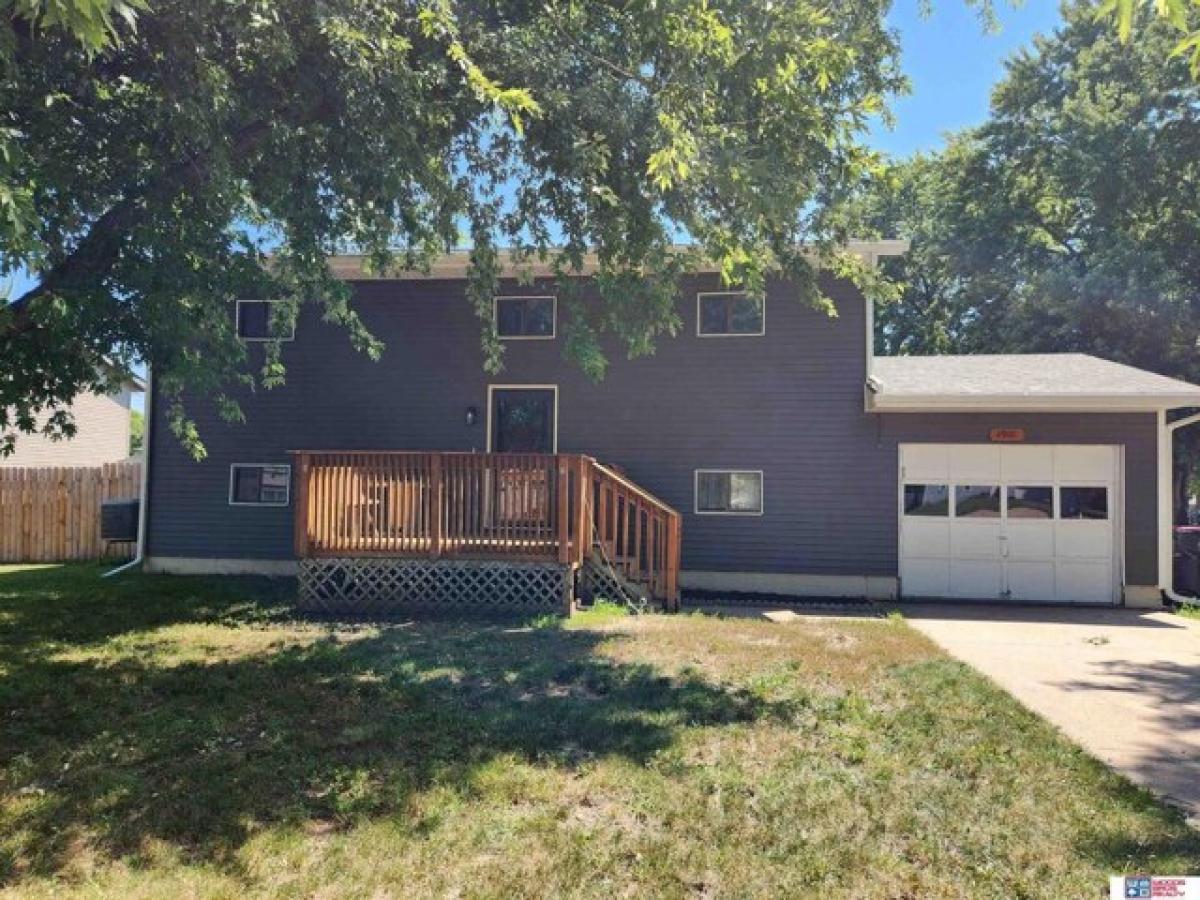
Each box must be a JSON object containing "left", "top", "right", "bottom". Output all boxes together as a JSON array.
[{"left": 489, "top": 388, "right": 556, "bottom": 453}]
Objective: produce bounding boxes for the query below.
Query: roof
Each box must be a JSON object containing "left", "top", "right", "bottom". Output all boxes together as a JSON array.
[
  {"left": 868, "top": 354, "right": 1200, "bottom": 412},
  {"left": 326, "top": 240, "right": 909, "bottom": 281}
]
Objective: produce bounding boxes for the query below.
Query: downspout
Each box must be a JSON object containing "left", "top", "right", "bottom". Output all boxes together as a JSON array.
[
  {"left": 1157, "top": 407, "right": 1200, "bottom": 604},
  {"left": 104, "top": 367, "right": 151, "bottom": 578}
]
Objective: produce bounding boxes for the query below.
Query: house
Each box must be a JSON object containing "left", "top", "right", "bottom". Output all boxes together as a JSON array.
[
  {"left": 141, "top": 243, "right": 1200, "bottom": 611},
  {"left": 2, "top": 374, "right": 143, "bottom": 467}
]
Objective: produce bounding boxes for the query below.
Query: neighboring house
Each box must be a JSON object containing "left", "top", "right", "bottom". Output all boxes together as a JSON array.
[
  {"left": 2, "top": 376, "right": 143, "bottom": 467},
  {"left": 143, "top": 243, "right": 1200, "bottom": 609}
]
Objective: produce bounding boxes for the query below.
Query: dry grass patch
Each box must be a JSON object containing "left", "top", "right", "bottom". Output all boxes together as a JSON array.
[{"left": 1, "top": 565, "right": 1197, "bottom": 898}]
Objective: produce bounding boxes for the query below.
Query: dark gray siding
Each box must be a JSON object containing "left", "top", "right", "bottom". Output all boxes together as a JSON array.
[{"left": 147, "top": 274, "right": 1159, "bottom": 586}]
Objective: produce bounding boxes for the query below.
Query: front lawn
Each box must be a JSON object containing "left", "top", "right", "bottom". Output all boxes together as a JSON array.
[{"left": 1, "top": 564, "right": 1196, "bottom": 898}]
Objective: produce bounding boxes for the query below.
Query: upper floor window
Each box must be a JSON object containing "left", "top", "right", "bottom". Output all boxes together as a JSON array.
[
  {"left": 697, "top": 291, "right": 764, "bottom": 337},
  {"left": 229, "top": 464, "right": 291, "bottom": 506},
  {"left": 495, "top": 296, "right": 556, "bottom": 339},
  {"left": 236, "top": 300, "right": 294, "bottom": 342},
  {"left": 695, "top": 470, "right": 764, "bottom": 515}
]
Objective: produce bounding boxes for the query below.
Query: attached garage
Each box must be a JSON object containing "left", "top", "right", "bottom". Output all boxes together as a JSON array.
[
  {"left": 899, "top": 443, "right": 1120, "bottom": 604},
  {"left": 868, "top": 354, "right": 1200, "bottom": 607}
]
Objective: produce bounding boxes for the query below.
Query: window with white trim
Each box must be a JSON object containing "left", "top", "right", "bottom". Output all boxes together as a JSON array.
[
  {"left": 495, "top": 296, "right": 556, "bottom": 339},
  {"left": 236, "top": 300, "right": 295, "bottom": 341},
  {"left": 695, "top": 470, "right": 763, "bottom": 515},
  {"left": 697, "top": 291, "right": 764, "bottom": 336},
  {"left": 229, "top": 464, "right": 291, "bottom": 506}
]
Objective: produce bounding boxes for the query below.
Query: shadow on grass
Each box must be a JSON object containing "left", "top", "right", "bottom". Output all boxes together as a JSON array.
[{"left": 0, "top": 564, "right": 789, "bottom": 885}]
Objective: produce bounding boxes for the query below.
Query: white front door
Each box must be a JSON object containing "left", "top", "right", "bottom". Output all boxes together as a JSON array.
[{"left": 899, "top": 444, "right": 1120, "bottom": 604}]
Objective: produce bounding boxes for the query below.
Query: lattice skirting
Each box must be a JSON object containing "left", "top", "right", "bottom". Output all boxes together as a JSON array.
[{"left": 297, "top": 557, "right": 572, "bottom": 616}]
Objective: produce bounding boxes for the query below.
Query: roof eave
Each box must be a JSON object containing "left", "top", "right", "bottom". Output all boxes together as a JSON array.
[
  {"left": 327, "top": 240, "right": 910, "bottom": 281},
  {"left": 867, "top": 393, "right": 1200, "bottom": 413}
]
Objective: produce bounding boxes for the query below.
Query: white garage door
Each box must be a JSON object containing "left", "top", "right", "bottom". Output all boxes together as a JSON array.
[{"left": 899, "top": 444, "right": 1121, "bottom": 605}]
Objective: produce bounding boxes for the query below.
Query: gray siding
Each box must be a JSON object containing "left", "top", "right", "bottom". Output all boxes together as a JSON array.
[{"left": 147, "top": 275, "right": 1159, "bottom": 587}]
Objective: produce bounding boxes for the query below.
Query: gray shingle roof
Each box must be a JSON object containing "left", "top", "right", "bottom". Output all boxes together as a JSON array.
[{"left": 869, "top": 354, "right": 1200, "bottom": 411}]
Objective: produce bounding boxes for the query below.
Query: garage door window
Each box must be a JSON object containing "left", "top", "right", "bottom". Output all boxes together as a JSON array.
[
  {"left": 904, "top": 484, "right": 949, "bottom": 516},
  {"left": 1060, "top": 486, "right": 1108, "bottom": 520},
  {"left": 955, "top": 485, "right": 1001, "bottom": 518},
  {"left": 1006, "top": 486, "right": 1053, "bottom": 519}
]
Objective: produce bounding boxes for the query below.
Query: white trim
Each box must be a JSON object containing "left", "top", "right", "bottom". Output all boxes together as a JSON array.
[
  {"left": 693, "top": 469, "right": 765, "bottom": 516},
  {"left": 236, "top": 299, "right": 296, "bottom": 343},
  {"left": 695, "top": 291, "right": 765, "bottom": 337},
  {"left": 326, "top": 241, "right": 910, "bottom": 281},
  {"left": 486, "top": 385, "right": 559, "bottom": 453},
  {"left": 145, "top": 556, "right": 298, "bottom": 577},
  {"left": 1155, "top": 410, "right": 1200, "bottom": 603},
  {"left": 681, "top": 570, "right": 897, "bottom": 600},
  {"left": 493, "top": 295, "right": 557, "bottom": 340},
  {"left": 869, "top": 393, "right": 1200, "bottom": 413},
  {"left": 228, "top": 463, "right": 292, "bottom": 507}
]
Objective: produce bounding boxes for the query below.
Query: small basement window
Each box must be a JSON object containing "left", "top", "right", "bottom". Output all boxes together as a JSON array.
[
  {"left": 495, "top": 296, "right": 556, "bottom": 339},
  {"left": 695, "top": 470, "right": 763, "bottom": 515},
  {"left": 236, "top": 300, "right": 294, "bottom": 342},
  {"left": 697, "top": 292, "right": 764, "bottom": 336},
  {"left": 229, "top": 464, "right": 292, "bottom": 506}
]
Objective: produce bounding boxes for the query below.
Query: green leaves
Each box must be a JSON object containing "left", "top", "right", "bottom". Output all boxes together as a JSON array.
[
  {"left": 3, "top": 0, "right": 903, "bottom": 457},
  {"left": 1096, "top": 0, "right": 1200, "bottom": 77}
]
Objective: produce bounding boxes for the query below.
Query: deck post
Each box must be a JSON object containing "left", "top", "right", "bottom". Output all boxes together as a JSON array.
[
  {"left": 666, "top": 514, "right": 681, "bottom": 611},
  {"left": 575, "top": 456, "right": 589, "bottom": 564},
  {"left": 430, "top": 454, "right": 443, "bottom": 558},
  {"left": 556, "top": 455, "right": 571, "bottom": 564},
  {"left": 293, "top": 453, "right": 310, "bottom": 558}
]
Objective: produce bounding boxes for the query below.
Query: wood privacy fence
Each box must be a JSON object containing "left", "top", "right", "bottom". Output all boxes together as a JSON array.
[{"left": 0, "top": 461, "right": 140, "bottom": 563}]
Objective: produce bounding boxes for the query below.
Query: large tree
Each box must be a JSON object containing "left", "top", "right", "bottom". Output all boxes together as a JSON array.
[
  {"left": 857, "top": 0, "right": 1200, "bottom": 515},
  {"left": 1, "top": 0, "right": 903, "bottom": 457}
]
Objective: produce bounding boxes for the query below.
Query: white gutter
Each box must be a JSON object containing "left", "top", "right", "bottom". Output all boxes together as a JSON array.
[
  {"left": 1157, "top": 407, "right": 1200, "bottom": 604},
  {"left": 104, "top": 367, "right": 151, "bottom": 578}
]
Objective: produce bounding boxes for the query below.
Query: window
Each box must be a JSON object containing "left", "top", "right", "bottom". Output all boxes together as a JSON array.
[
  {"left": 495, "top": 296, "right": 556, "bottom": 339},
  {"left": 954, "top": 485, "right": 1001, "bottom": 518},
  {"left": 697, "top": 292, "right": 764, "bottom": 336},
  {"left": 1060, "top": 486, "right": 1108, "bottom": 520},
  {"left": 904, "top": 484, "right": 949, "bottom": 516},
  {"left": 1007, "top": 486, "right": 1053, "bottom": 520},
  {"left": 695, "top": 470, "right": 763, "bottom": 515},
  {"left": 236, "top": 300, "right": 294, "bottom": 341},
  {"left": 229, "top": 464, "right": 291, "bottom": 506}
]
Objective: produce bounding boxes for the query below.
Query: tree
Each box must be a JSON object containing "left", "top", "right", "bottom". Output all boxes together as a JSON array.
[
  {"left": 1, "top": 0, "right": 904, "bottom": 458},
  {"left": 856, "top": 0, "right": 1200, "bottom": 518},
  {"left": 1098, "top": 0, "right": 1200, "bottom": 76},
  {"left": 129, "top": 407, "right": 144, "bottom": 456}
]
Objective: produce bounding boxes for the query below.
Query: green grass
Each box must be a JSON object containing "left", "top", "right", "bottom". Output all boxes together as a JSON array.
[
  {"left": 1176, "top": 602, "right": 1200, "bottom": 620},
  {"left": 1, "top": 564, "right": 1197, "bottom": 898}
]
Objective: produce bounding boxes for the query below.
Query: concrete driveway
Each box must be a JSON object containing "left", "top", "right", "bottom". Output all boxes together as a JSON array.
[{"left": 902, "top": 604, "right": 1200, "bottom": 825}]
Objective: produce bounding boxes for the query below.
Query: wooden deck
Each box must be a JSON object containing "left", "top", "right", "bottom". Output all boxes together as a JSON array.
[{"left": 290, "top": 451, "right": 681, "bottom": 607}]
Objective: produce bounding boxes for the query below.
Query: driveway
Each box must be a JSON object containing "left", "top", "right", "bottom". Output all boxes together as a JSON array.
[{"left": 902, "top": 604, "right": 1200, "bottom": 825}]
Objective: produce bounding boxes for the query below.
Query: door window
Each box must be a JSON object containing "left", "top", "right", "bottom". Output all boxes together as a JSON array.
[
  {"left": 904, "top": 484, "right": 949, "bottom": 516},
  {"left": 954, "top": 485, "right": 1001, "bottom": 518},
  {"left": 1006, "top": 486, "right": 1053, "bottom": 520},
  {"left": 1060, "top": 486, "right": 1108, "bottom": 520},
  {"left": 490, "top": 389, "right": 556, "bottom": 453}
]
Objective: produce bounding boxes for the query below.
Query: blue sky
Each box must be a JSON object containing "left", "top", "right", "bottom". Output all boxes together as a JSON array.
[{"left": 872, "top": 0, "right": 1063, "bottom": 157}]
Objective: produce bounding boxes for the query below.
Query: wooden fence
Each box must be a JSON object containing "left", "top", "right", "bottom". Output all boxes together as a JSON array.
[{"left": 0, "top": 461, "right": 141, "bottom": 563}]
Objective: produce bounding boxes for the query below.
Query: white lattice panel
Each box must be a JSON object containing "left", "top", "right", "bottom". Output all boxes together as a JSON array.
[{"left": 298, "top": 558, "right": 570, "bottom": 615}]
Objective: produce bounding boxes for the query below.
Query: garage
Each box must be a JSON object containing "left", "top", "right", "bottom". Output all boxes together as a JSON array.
[{"left": 899, "top": 443, "right": 1120, "bottom": 604}]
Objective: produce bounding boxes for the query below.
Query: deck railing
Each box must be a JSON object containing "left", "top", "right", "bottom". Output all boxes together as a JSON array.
[{"left": 290, "top": 451, "right": 680, "bottom": 606}]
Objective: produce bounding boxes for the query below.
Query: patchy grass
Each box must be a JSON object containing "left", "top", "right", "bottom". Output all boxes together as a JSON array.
[
  {"left": 1176, "top": 602, "right": 1200, "bottom": 621},
  {"left": 1, "top": 564, "right": 1197, "bottom": 898}
]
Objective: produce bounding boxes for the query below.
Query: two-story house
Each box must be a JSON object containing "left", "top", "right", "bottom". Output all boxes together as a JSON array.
[{"left": 141, "top": 243, "right": 1200, "bottom": 612}]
